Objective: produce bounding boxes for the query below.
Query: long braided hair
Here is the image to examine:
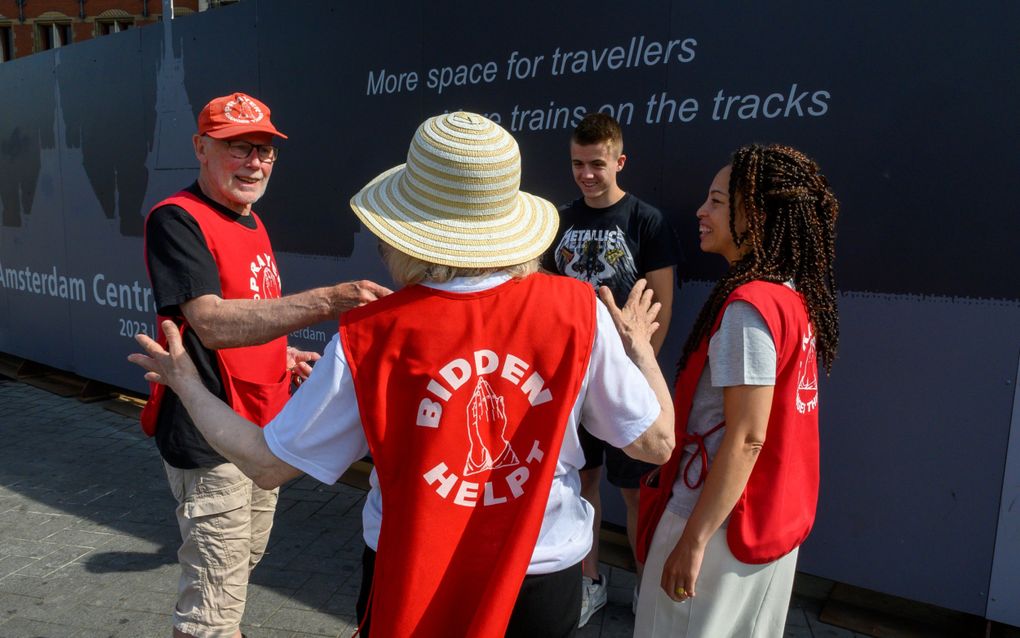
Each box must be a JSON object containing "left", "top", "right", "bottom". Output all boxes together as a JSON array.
[{"left": 679, "top": 144, "right": 840, "bottom": 373}]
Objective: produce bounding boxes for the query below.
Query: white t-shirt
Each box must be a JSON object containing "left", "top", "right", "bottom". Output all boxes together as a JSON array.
[{"left": 264, "top": 273, "right": 660, "bottom": 574}]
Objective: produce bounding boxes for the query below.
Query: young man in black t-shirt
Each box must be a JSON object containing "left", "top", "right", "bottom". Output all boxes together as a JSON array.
[{"left": 542, "top": 112, "right": 677, "bottom": 626}]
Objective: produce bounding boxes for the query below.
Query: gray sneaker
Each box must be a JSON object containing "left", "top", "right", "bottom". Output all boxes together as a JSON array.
[{"left": 579, "top": 572, "right": 608, "bottom": 628}]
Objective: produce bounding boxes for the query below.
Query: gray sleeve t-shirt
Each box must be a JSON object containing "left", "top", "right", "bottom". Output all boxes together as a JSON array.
[{"left": 665, "top": 300, "right": 778, "bottom": 522}]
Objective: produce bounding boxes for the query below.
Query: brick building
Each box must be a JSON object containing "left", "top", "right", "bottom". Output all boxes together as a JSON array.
[{"left": 0, "top": 0, "right": 240, "bottom": 62}]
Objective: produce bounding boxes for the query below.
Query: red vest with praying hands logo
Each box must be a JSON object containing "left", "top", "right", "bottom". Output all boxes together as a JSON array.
[
  {"left": 140, "top": 191, "right": 290, "bottom": 435},
  {"left": 637, "top": 280, "right": 820, "bottom": 565},
  {"left": 340, "top": 273, "right": 596, "bottom": 637}
]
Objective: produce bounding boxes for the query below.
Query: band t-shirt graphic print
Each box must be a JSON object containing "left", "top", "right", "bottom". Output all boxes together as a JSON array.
[
  {"left": 556, "top": 223, "right": 638, "bottom": 289},
  {"left": 543, "top": 193, "right": 676, "bottom": 306}
]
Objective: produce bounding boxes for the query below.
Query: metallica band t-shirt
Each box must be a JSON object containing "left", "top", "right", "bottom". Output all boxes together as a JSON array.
[{"left": 542, "top": 193, "right": 677, "bottom": 306}]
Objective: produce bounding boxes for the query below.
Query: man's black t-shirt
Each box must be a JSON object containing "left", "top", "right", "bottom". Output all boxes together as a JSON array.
[
  {"left": 145, "top": 182, "right": 260, "bottom": 469},
  {"left": 541, "top": 193, "right": 678, "bottom": 306}
]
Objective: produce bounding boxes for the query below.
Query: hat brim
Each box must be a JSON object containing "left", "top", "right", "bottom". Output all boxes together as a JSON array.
[
  {"left": 204, "top": 123, "right": 288, "bottom": 140},
  {"left": 350, "top": 164, "right": 559, "bottom": 269}
]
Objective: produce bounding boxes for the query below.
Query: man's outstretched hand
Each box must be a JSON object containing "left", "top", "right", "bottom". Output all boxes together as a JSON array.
[{"left": 331, "top": 280, "right": 393, "bottom": 314}]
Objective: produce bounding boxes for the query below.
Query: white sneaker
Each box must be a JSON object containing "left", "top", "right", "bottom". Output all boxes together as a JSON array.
[{"left": 579, "top": 572, "right": 608, "bottom": 628}]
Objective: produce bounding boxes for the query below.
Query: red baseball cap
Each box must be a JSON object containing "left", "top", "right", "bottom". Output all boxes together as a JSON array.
[{"left": 197, "top": 92, "right": 288, "bottom": 140}]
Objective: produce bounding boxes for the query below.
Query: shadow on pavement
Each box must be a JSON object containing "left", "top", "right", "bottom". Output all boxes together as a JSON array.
[{"left": 0, "top": 378, "right": 369, "bottom": 637}]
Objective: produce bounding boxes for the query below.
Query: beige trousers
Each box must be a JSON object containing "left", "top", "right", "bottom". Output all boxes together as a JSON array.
[
  {"left": 634, "top": 510, "right": 798, "bottom": 638},
  {"left": 164, "top": 461, "right": 278, "bottom": 638}
]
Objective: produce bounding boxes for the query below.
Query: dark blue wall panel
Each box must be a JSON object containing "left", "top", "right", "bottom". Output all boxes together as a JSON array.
[{"left": 1, "top": 0, "right": 1017, "bottom": 622}]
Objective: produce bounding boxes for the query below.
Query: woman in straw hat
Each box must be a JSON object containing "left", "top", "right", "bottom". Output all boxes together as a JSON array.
[
  {"left": 130, "top": 112, "right": 675, "bottom": 637},
  {"left": 633, "top": 144, "right": 839, "bottom": 637}
]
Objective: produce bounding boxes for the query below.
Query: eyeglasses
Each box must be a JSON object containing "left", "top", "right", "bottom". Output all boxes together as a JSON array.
[{"left": 215, "top": 138, "right": 279, "bottom": 163}]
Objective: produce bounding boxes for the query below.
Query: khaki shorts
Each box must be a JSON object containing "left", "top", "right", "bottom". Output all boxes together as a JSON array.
[{"left": 164, "top": 461, "right": 278, "bottom": 638}]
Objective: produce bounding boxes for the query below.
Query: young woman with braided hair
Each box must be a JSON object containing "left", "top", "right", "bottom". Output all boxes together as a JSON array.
[{"left": 634, "top": 144, "right": 840, "bottom": 637}]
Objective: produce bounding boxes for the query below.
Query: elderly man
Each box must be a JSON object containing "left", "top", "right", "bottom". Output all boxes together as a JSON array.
[
  {"left": 133, "top": 112, "right": 674, "bottom": 638},
  {"left": 142, "top": 92, "right": 390, "bottom": 638}
]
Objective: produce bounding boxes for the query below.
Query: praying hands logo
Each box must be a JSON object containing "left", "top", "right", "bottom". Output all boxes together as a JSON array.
[
  {"left": 796, "top": 324, "right": 819, "bottom": 414},
  {"left": 248, "top": 252, "right": 280, "bottom": 301},
  {"left": 464, "top": 377, "right": 520, "bottom": 476},
  {"left": 224, "top": 94, "right": 265, "bottom": 124}
]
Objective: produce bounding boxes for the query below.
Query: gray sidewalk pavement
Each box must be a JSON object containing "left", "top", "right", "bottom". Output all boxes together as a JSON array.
[{"left": 0, "top": 378, "right": 865, "bottom": 638}]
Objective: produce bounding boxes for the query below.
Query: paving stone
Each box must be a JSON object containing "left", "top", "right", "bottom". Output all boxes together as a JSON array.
[
  {"left": 104, "top": 519, "right": 178, "bottom": 540},
  {"left": 8, "top": 596, "right": 113, "bottom": 629},
  {"left": 38, "top": 528, "right": 119, "bottom": 549},
  {"left": 0, "top": 592, "right": 44, "bottom": 621},
  {"left": 321, "top": 592, "right": 359, "bottom": 617},
  {"left": 250, "top": 567, "right": 313, "bottom": 590},
  {"left": 260, "top": 533, "right": 322, "bottom": 569},
  {"left": 785, "top": 607, "right": 814, "bottom": 637},
  {"left": 13, "top": 545, "right": 93, "bottom": 577},
  {"left": 277, "top": 499, "right": 328, "bottom": 522},
  {"left": 107, "top": 608, "right": 173, "bottom": 637},
  {"left": 282, "top": 486, "right": 337, "bottom": 504},
  {"left": 332, "top": 570, "right": 363, "bottom": 600},
  {"left": 69, "top": 510, "right": 132, "bottom": 531},
  {"left": 298, "top": 533, "right": 347, "bottom": 558},
  {"left": 0, "top": 616, "right": 104, "bottom": 637},
  {"left": 599, "top": 600, "right": 637, "bottom": 638},
  {"left": 0, "top": 574, "right": 51, "bottom": 597},
  {"left": 244, "top": 584, "right": 296, "bottom": 626},
  {"left": 86, "top": 545, "right": 184, "bottom": 575},
  {"left": 0, "top": 538, "right": 64, "bottom": 560},
  {"left": 284, "top": 553, "right": 355, "bottom": 576},
  {"left": 55, "top": 485, "right": 123, "bottom": 507},
  {"left": 24, "top": 570, "right": 124, "bottom": 610},
  {"left": 0, "top": 556, "right": 36, "bottom": 579},
  {"left": 314, "top": 495, "right": 363, "bottom": 518},
  {"left": 263, "top": 605, "right": 356, "bottom": 636},
  {"left": 87, "top": 583, "right": 174, "bottom": 615},
  {"left": 10, "top": 501, "right": 75, "bottom": 518},
  {"left": 241, "top": 626, "right": 297, "bottom": 638},
  {"left": 0, "top": 511, "right": 69, "bottom": 539}
]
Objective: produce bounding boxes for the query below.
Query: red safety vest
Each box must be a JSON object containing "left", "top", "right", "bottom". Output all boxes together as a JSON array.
[
  {"left": 340, "top": 274, "right": 595, "bottom": 637},
  {"left": 140, "top": 191, "right": 290, "bottom": 434},
  {"left": 637, "top": 281, "right": 820, "bottom": 564}
]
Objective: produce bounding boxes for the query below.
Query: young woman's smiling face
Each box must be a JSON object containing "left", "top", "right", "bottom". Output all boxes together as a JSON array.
[{"left": 696, "top": 165, "right": 747, "bottom": 263}]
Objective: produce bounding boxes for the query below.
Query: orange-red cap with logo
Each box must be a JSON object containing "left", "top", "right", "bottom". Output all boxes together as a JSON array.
[{"left": 197, "top": 92, "right": 288, "bottom": 140}]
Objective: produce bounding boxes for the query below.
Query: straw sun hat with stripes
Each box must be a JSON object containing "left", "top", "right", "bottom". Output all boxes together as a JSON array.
[{"left": 349, "top": 112, "right": 559, "bottom": 269}]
